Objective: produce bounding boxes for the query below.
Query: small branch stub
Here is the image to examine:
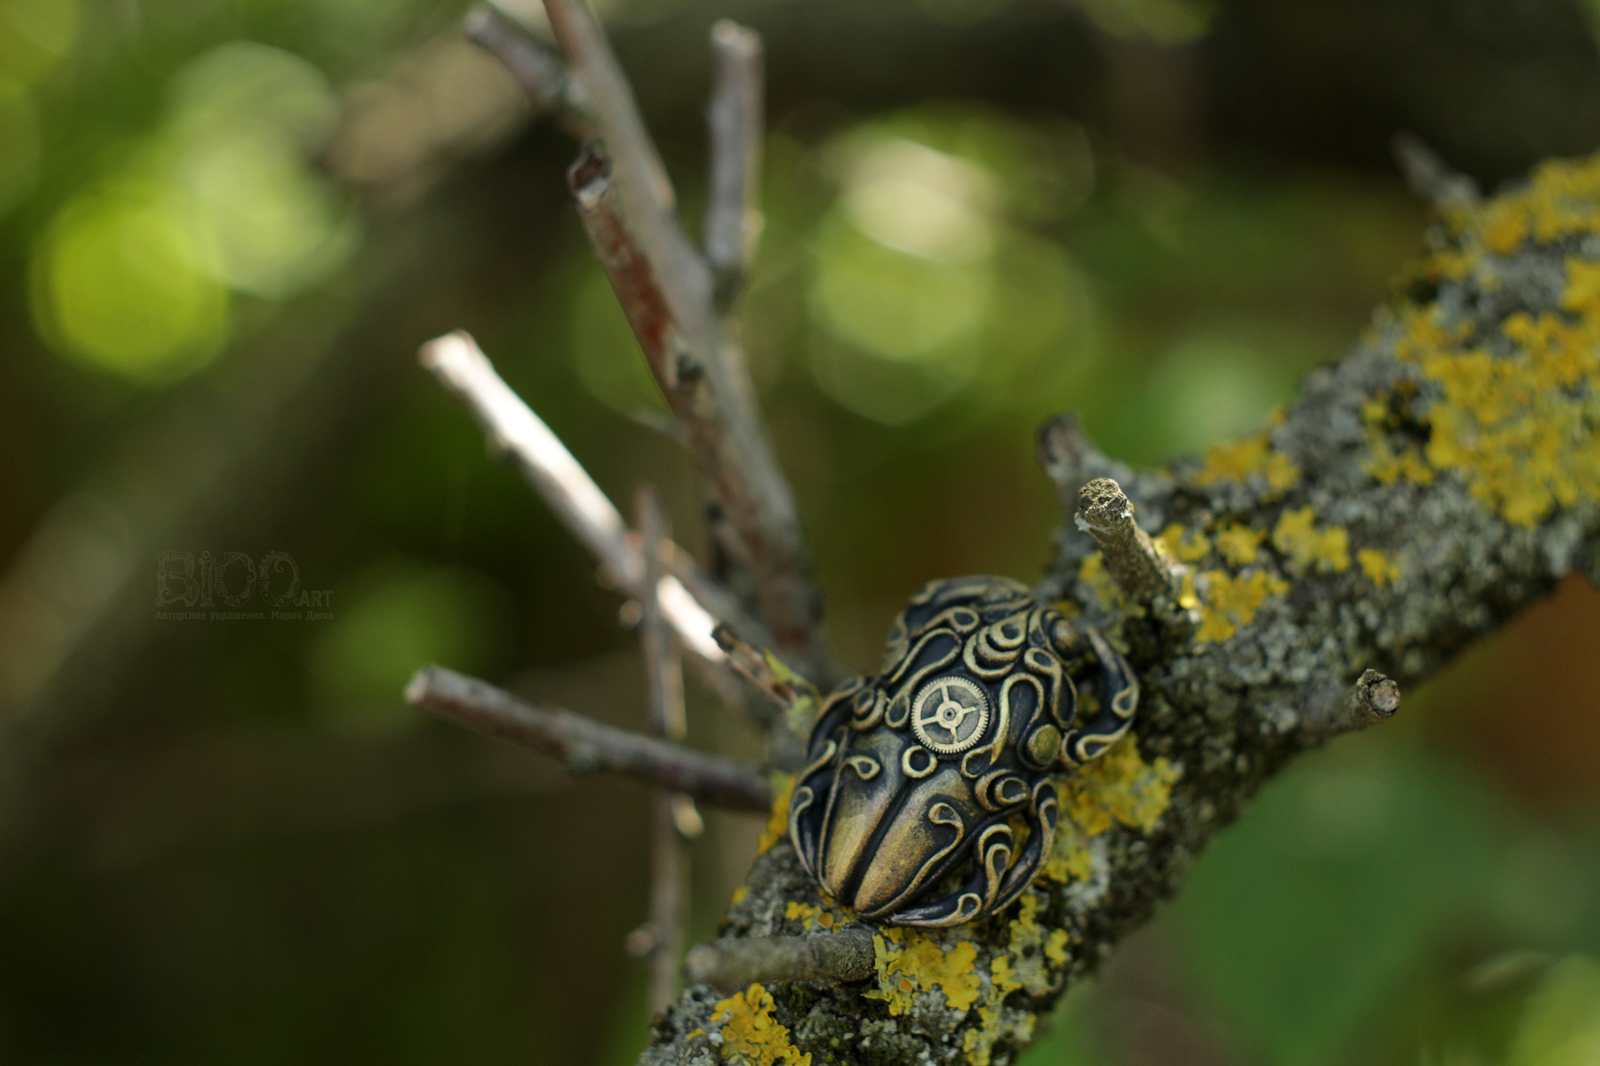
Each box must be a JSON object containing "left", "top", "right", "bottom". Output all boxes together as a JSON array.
[
  {"left": 1075, "top": 477, "right": 1190, "bottom": 622},
  {"left": 1391, "top": 131, "right": 1479, "bottom": 208},
  {"left": 1344, "top": 668, "right": 1402, "bottom": 731},
  {"left": 683, "top": 927, "right": 876, "bottom": 994}
]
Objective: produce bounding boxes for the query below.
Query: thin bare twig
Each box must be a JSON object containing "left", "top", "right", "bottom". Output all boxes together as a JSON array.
[
  {"left": 704, "top": 20, "right": 763, "bottom": 308},
  {"left": 1036, "top": 413, "right": 1124, "bottom": 500},
  {"left": 464, "top": 5, "right": 593, "bottom": 136},
  {"left": 683, "top": 927, "right": 876, "bottom": 993},
  {"left": 636, "top": 487, "right": 692, "bottom": 1016},
  {"left": 712, "top": 624, "right": 820, "bottom": 741},
  {"left": 419, "top": 330, "right": 746, "bottom": 660},
  {"left": 405, "top": 664, "right": 771, "bottom": 811},
  {"left": 530, "top": 0, "right": 831, "bottom": 681}
]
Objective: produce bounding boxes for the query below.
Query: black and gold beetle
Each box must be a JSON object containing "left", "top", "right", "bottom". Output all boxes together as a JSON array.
[{"left": 788, "top": 576, "right": 1138, "bottom": 927}]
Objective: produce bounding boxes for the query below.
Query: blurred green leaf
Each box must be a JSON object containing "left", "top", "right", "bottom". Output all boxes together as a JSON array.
[
  {"left": 1507, "top": 955, "right": 1600, "bottom": 1066},
  {"left": 310, "top": 560, "right": 512, "bottom": 731},
  {"left": 1174, "top": 746, "right": 1498, "bottom": 1066},
  {"left": 31, "top": 179, "right": 230, "bottom": 381},
  {"left": 0, "top": 0, "right": 75, "bottom": 85}
]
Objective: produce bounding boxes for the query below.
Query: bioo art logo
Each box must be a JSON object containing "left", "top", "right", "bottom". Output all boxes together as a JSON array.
[{"left": 156, "top": 551, "right": 333, "bottom": 621}]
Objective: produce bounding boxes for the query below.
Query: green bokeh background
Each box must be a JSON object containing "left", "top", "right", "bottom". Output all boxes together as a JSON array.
[{"left": 4, "top": 0, "right": 1600, "bottom": 1062}]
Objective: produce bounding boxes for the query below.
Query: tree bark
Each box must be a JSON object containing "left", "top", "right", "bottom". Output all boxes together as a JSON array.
[{"left": 639, "top": 155, "right": 1600, "bottom": 1066}]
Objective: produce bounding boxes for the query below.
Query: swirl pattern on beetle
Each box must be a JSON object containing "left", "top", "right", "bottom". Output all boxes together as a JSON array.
[{"left": 788, "top": 575, "right": 1139, "bottom": 927}]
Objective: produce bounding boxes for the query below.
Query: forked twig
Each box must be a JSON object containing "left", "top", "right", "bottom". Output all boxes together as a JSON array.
[
  {"left": 476, "top": 1, "right": 834, "bottom": 682},
  {"left": 464, "top": 6, "right": 593, "bottom": 136}
]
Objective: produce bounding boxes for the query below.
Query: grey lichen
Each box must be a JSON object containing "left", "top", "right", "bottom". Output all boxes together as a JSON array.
[{"left": 642, "top": 155, "right": 1600, "bottom": 1066}]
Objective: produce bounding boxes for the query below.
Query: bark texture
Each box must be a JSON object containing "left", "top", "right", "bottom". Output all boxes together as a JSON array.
[{"left": 639, "top": 155, "right": 1600, "bottom": 1066}]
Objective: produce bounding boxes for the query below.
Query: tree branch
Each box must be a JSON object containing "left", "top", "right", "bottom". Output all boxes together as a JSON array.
[
  {"left": 464, "top": 5, "right": 594, "bottom": 137},
  {"left": 639, "top": 154, "right": 1600, "bottom": 1066},
  {"left": 404, "top": 665, "right": 770, "bottom": 812},
  {"left": 491, "top": 0, "right": 834, "bottom": 682},
  {"left": 635, "top": 487, "right": 692, "bottom": 1016},
  {"left": 704, "top": 19, "right": 763, "bottom": 308},
  {"left": 419, "top": 329, "right": 755, "bottom": 660},
  {"left": 684, "top": 927, "right": 875, "bottom": 994},
  {"left": 1074, "top": 476, "right": 1195, "bottom": 630}
]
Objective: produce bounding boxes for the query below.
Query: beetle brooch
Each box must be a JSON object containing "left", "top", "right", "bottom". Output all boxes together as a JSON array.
[{"left": 787, "top": 575, "right": 1138, "bottom": 927}]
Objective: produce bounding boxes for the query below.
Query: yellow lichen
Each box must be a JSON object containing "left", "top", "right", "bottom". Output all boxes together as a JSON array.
[
  {"left": 1045, "top": 928, "right": 1070, "bottom": 964},
  {"left": 1272, "top": 506, "right": 1351, "bottom": 573},
  {"left": 1041, "top": 818, "right": 1095, "bottom": 884},
  {"left": 1039, "top": 733, "right": 1182, "bottom": 887},
  {"left": 1158, "top": 524, "right": 1211, "bottom": 563},
  {"left": 958, "top": 742, "right": 1180, "bottom": 1062},
  {"left": 1364, "top": 434, "right": 1435, "bottom": 485},
  {"left": 1194, "top": 569, "right": 1290, "bottom": 643},
  {"left": 1563, "top": 256, "right": 1600, "bottom": 312},
  {"left": 960, "top": 894, "right": 1070, "bottom": 1064},
  {"left": 991, "top": 894, "right": 1056, "bottom": 997},
  {"left": 1460, "top": 153, "right": 1600, "bottom": 253},
  {"left": 783, "top": 900, "right": 849, "bottom": 932},
  {"left": 962, "top": 1005, "right": 1034, "bottom": 1066},
  {"left": 712, "top": 984, "right": 812, "bottom": 1066},
  {"left": 1177, "top": 569, "right": 1200, "bottom": 612},
  {"left": 1402, "top": 297, "right": 1600, "bottom": 525},
  {"left": 866, "top": 930, "right": 982, "bottom": 1015},
  {"left": 1388, "top": 156, "right": 1600, "bottom": 527},
  {"left": 756, "top": 773, "right": 794, "bottom": 853},
  {"left": 1193, "top": 433, "right": 1301, "bottom": 495},
  {"left": 1213, "top": 523, "right": 1264, "bottom": 567},
  {"left": 763, "top": 651, "right": 823, "bottom": 740},
  {"left": 730, "top": 885, "right": 749, "bottom": 906},
  {"left": 1357, "top": 548, "right": 1401, "bottom": 586},
  {"left": 1057, "top": 732, "right": 1182, "bottom": 838},
  {"left": 784, "top": 901, "right": 821, "bottom": 927},
  {"left": 1360, "top": 387, "right": 1435, "bottom": 484},
  {"left": 1077, "top": 552, "right": 1125, "bottom": 614}
]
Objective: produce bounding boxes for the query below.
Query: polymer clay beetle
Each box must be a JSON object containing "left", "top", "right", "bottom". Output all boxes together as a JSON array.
[{"left": 788, "top": 576, "right": 1138, "bottom": 927}]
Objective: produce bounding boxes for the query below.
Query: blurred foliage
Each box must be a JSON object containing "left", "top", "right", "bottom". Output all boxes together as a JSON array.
[{"left": 3, "top": 0, "right": 1600, "bottom": 1063}]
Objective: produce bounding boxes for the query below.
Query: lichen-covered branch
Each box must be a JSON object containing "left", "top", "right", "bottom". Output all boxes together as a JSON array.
[
  {"left": 404, "top": 665, "right": 770, "bottom": 811},
  {"left": 684, "top": 927, "right": 875, "bottom": 994},
  {"left": 640, "top": 156, "right": 1600, "bottom": 1066}
]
